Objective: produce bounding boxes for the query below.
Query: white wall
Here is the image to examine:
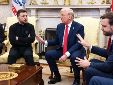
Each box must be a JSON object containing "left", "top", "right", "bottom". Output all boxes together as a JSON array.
[{"left": 0, "top": 0, "right": 12, "bottom": 23}]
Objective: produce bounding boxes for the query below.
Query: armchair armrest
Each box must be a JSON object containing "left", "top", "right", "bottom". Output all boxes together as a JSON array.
[
  {"left": 3, "top": 40, "right": 9, "bottom": 46},
  {"left": 3, "top": 40, "right": 11, "bottom": 52},
  {"left": 32, "top": 39, "right": 39, "bottom": 54}
]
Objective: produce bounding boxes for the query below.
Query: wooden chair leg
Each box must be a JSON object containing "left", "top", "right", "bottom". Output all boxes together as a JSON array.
[
  {"left": 70, "top": 66, "right": 73, "bottom": 73},
  {"left": 82, "top": 69, "right": 86, "bottom": 85}
]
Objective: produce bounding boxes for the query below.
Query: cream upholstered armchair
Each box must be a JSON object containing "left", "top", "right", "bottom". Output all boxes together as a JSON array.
[
  {"left": 75, "top": 17, "right": 101, "bottom": 60},
  {"left": 75, "top": 17, "right": 101, "bottom": 85},
  {"left": 0, "top": 16, "right": 39, "bottom": 64}
]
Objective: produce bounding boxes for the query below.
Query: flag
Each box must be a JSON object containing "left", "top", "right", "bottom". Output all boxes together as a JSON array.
[{"left": 12, "top": 0, "right": 26, "bottom": 16}]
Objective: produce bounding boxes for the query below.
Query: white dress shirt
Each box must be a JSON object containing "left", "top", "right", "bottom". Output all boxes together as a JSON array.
[{"left": 44, "top": 22, "right": 72, "bottom": 57}]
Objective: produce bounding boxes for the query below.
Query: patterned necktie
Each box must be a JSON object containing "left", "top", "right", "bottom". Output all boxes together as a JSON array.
[
  {"left": 107, "top": 37, "right": 111, "bottom": 50},
  {"left": 63, "top": 24, "right": 68, "bottom": 54}
]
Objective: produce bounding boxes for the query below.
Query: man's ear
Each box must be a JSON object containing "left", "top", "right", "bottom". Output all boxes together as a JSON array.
[
  {"left": 110, "top": 25, "right": 113, "bottom": 30},
  {"left": 110, "top": 25, "right": 113, "bottom": 33}
]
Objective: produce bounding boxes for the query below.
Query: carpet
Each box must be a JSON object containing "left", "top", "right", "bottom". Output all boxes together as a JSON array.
[{"left": 42, "top": 64, "right": 74, "bottom": 77}]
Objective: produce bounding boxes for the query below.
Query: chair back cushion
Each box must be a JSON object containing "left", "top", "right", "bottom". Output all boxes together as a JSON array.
[
  {"left": 75, "top": 17, "right": 100, "bottom": 59},
  {"left": 75, "top": 17, "right": 100, "bottom": 46}
]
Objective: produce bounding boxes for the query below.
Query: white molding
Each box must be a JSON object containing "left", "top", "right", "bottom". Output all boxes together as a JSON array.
[
  {"left": 25, "top": 4, "right": 110, "bottom": 9},
  {"left": 25, "top": 4, "right": 110, "bottom": 48}
]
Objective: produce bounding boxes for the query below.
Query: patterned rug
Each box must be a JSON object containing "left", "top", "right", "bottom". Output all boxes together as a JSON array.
[{"left": 41, "top": 64, "right": 74, "bottom": 77}]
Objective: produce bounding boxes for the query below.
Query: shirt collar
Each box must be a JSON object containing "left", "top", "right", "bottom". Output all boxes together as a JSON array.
[
  {"left": 111, "top": 35, "right": 113, "bottom": 41},
  {"left": 68, "top": 22, "right": 72, "bottom": 28},
  {"left": 65, "top": 21, "right": 72, "bottom": 28}
]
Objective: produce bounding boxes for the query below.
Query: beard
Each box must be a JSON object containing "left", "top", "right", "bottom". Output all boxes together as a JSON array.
[
  {"left": 102, "top": 28, "right": 113, "bottom": 36},
  {"left": 103, "top": 31, "right": 113, "bottom": 36},
  {"left": 20, "top": 19, "right": 28, "bottom": 24},
  {"left": 23, "top": 19, "right": 28, "bottom": 23}
]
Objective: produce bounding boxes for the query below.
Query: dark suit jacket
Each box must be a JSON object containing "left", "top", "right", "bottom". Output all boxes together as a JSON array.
[
  {"left": 90, "top": 41, "right": 113, "bottom": 73},
  {"left": 47, "top": 21, "right": 84, "bottom": 55}
]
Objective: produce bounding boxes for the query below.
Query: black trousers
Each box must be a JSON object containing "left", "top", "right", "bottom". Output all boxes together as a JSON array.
[
  {"left": 8, "top": 46, "right": 35, "bottom": 66},
  {"left": 0, "top": 43, "right": 3, "bottom": 54}
]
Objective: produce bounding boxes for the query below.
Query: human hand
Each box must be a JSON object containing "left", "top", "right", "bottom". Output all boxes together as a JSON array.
[
  {"left": 36, "top": 35, "right": 45, "bottom": 44},
  {"left": 75, "top": 57, "right": 90, "bottom": 69},
  {"left": 59, "top": 54, "right": 68, "bottom": 62},
  {"left": 76, "top": 34, "right": 91, "bottom": 49}
]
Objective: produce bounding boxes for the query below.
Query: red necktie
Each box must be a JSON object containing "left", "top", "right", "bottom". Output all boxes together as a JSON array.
[
  {"left": 107, "top": 37, "right": 111, "bottom": 50},
  {"left": 63, "top": 24, "right": 68, "bottom": 54}
]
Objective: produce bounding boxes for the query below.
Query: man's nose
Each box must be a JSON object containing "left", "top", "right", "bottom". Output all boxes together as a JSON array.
[{"left": 101, "top": 28, "right": 103, "bottom": 31}]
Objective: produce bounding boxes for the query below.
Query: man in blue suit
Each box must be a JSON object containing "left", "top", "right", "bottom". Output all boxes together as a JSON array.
[
  {"left": 75, "top": 12, "right": 113, "bottom": 85},
  {"left": 36, "top": 7, "right": 85, "bottom": 85},
  {"left": 89, "top": 76, "right": 113, "bottom": 85}
]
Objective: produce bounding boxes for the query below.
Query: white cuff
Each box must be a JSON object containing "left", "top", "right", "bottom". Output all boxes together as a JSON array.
[
  {"left": 65, "top": 51, "right": 70, "bottom": 57},
  {"left": 89, "top": 45, "right": 92, "bottom": 51},
  {"left": 44, "top": 40, "right": 48, "bottom": 47}
]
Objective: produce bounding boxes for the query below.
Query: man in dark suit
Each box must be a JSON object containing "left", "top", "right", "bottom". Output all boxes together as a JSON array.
[
  {"left": 36, "top": 8, "right": 85, "bottom": 85},
  {"left": 75, "top": 12, "right": 113, "bottom": 85},
  {"left": 89, "top": 76, "right": 113, "bottom": 85},
  {"left": 0, "top": 23, "right": 5, "bottom": 54}
]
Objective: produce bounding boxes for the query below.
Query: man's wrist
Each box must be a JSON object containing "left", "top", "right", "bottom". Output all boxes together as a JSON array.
[
  {"left": 87, "top": 45, "right": 91, "bottom": 49},
  {"left": 88, "top": 62, "right": 91, "bottom": 66},
  {"left": 65, "top": 51, "right": 70, "bottom": 57},
  {"left": 44, "top": 40, "right": 48, "bottom": 47},
  {"left": 89, "top": 45, "right": 92, "bottom": 51}
]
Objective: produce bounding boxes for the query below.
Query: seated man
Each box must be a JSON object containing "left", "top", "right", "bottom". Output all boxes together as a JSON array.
[
  {"left": 89, "top": 76, "right": 113, "bottom": 85},
  {"left": 75, "top": 12, "right": 113, "bottom": 85},
  {"left": 0, "top": 23, "right": 5, "bottom": 54},
  {"left": 36, "top": 7, "right": 86, "bottom": 85},
  {"left": 8, "top": 9, "right": 35, "bottom": 66}
]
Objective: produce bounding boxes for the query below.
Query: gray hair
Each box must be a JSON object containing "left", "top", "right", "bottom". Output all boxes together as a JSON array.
[{"left": 60, "top": 7, "right": 74, "bottom": 19}]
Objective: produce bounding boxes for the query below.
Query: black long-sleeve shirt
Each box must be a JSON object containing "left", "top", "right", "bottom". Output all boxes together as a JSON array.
[
  {"left": 0, "top": 24, "right": 5, "bottom": 43},
  {"left": 9, "top": 22, "right": 35, "bottom": 47}
]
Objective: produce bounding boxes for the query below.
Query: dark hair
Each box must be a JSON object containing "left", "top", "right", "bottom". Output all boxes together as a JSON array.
[
  {"left": 17, "top": 9, "right": 27, "bottom": 17},
  {"left": 100, "top": 12, "right": 113, "bottom": 25}
]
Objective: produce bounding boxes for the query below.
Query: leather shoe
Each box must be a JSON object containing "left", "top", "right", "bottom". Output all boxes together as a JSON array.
[
  {"left": 48, "top": 76, "right": 61, "bottom": 84},
  {"left": 72, "top": 80, "right": 80, "bottom": 85}
]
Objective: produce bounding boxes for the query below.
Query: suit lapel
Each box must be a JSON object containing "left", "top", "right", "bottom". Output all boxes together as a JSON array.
[
  {"left": 68, "top": 21, "right": 76, "bottom": 42},
  {"left": 109, "top": 40, "right": 113, "bottom": 52},
  {"left": 61, "top": 24, "right": 65, "bottom": 44}
]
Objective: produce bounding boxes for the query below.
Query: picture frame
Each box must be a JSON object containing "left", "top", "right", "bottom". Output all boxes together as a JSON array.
[{"left": 0, "top": 0, "right": 9, "bottom": 5}]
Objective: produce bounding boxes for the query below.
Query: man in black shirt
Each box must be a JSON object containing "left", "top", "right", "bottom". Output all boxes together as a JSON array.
[
  {"left": 8, "top": 9, "right": 35, "bottom": 66},
  {"left": 0, "top": 23, "right": 5, "bottom": 54}
]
